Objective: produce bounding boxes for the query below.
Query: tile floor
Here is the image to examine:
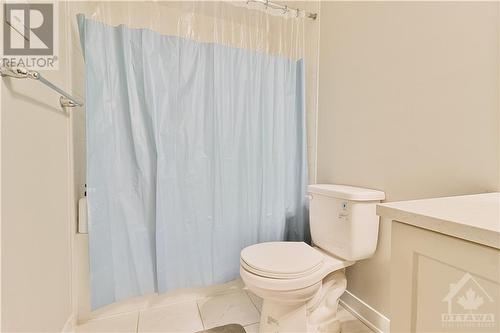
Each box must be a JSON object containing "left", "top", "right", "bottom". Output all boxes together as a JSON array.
[{"left": 76, "top": 280, "right": 372, "bottom": 333}]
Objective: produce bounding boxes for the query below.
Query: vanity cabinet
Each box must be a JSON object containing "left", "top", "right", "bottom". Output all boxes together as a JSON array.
[{"left": 378, "top": 193, "right": 500, "bottom": 333}]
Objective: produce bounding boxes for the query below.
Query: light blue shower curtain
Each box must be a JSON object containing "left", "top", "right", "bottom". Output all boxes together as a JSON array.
[{"left": 78, "top": 15, "right": 308, "bottom": 309}]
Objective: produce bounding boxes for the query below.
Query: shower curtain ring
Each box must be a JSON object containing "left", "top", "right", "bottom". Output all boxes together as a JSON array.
[
  {"left": 265, "top": 0, "right": 269, "bottom": 10},
  {"left": 283, "top": 5, "right": 288, "bottom": 14},
  {"left": 296, "top": 8, "right": 300, "bottom": 17}
]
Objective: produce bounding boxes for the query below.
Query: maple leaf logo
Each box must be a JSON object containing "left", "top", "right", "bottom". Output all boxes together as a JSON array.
[{"left": 457, "top": 289, "right": 484, "bottom": 311}]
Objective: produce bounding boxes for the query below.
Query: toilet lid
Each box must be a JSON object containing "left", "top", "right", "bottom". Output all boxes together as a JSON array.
[{"left": 240, "top": 242, "right": 324, "bottom": 279}]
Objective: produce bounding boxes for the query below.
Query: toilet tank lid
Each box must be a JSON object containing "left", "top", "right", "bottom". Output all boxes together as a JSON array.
[{"left": 308, "top": 184, "right": 385, "bottom": 201}]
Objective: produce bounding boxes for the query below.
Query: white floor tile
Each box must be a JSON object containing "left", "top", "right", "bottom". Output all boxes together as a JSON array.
[
  {"left": 205, "top": 279, "right": 245, "bottom": 297},
  {"left": 243, "top": 323, "right": 259, "bottom": 333},
  {"left": 147, "top": 279, "right": 245, "bottom": 310},
  {"left": 138, "top": 300, "right": 204, "bottom": 333},
  {"left": 76, "top": 312, "right": 139, "bottom": 333},
  {"left": 197, "top": 291, "right": 260, "bottom": 329},
  {"left": 245, "top": 291, "right": 262, "bottom": 313},
  {"left": 75, "top": 283, "right": 373, "bottom": 333}
]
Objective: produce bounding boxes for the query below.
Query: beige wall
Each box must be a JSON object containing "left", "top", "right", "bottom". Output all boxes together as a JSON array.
[
  {"left": 0, "top": 3, "right": 74, "bottom": 331},
  {"left": 317, "top": 1, "right": 500, "bottom": 317}
]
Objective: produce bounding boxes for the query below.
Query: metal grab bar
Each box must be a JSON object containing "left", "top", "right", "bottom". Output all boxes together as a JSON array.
[{"left": 0, "top": 66, "right": 84, "bottom": 108}]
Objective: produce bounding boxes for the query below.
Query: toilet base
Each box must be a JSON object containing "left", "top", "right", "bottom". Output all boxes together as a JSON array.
[
  {"left": 257, "top": 270, "right": 347, "bottom": 333},
  {"left": 260, "top": 301, "right": 308, "bottom": 333}
]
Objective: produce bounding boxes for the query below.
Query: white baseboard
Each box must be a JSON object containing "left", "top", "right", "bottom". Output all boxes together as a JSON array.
[
  {"left": 340, "top": 290, "right": 390, "bottom": 333},
  {"left": 61, "top": 313, "right": 76, "bottom": 333}
]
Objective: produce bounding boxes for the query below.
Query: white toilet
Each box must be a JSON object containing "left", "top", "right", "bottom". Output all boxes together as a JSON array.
[{"left": 240, "top": 184, "right": 385, "bottom": 333}]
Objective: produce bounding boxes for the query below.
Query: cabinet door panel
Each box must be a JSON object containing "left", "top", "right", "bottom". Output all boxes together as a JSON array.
[{"left": 391, "top": 222, "right": 500, "bottom": 333}]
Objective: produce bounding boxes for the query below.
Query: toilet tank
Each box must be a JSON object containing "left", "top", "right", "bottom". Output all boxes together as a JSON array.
[{"left": 308, "top": 184, "right": 385, "bottom": 261}]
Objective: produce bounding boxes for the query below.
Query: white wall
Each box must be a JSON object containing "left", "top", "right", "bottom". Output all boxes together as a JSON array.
[
  {"left": 318, "top": 1, "right": 500, "bottom": 318},
  {"left": 0, "top": 3, "right": 74, "bottom": 331}
]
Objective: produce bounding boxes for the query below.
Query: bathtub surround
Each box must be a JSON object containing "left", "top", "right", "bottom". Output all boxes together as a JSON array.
[
  {"left": 78, "top": 3, "right": 308, "bottom": 310},
  {"left": 318, "top": 1, "right": 500, "bottom": 330}
]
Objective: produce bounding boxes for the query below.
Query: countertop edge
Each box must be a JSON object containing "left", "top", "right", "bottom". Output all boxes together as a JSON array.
[{"left": 376, "top": 204, "right": 500, "bottom": 250}]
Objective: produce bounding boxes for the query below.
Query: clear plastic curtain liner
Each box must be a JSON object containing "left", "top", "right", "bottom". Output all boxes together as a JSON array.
[{"left": 76, "top": 1, "right": 308, "bottom": 309}]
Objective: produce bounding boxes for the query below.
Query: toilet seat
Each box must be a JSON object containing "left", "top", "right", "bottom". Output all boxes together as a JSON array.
[
  {"left": 240, "top": 242, "right": 354, "bottom": 292},
  {"left": 240, "top": 242, "right": 324, "bottom": 279}
]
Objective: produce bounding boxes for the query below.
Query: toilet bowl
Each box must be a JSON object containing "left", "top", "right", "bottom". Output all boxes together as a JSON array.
[
  {"left": 240, "top": 242, "right": 354, "bottom": 333},
  {"left": 240, "top": 184, "right": 385, "bottom": 333}
]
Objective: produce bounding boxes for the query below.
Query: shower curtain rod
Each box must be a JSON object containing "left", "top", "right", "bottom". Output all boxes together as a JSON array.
[
  {"left": 0, "top": 66, "right": 83, "bottom": 108},
  {"left": 248, "top": 0, "right": 318, "bottom": 20}
]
